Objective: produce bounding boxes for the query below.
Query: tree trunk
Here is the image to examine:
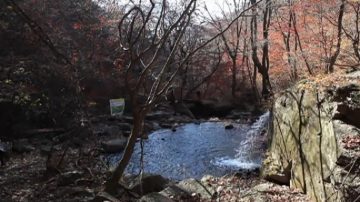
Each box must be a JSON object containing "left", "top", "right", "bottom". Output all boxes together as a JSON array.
[
  {"left": 231, "top": 58, "right": 237, "bottom": 98},
  {"left": 326, "top": 0, "right": 345, "bottom": 73},
  {"left": 292, "top": 12, "right": 313, "bottom": 75},
  {"left": 262, "top": 74, "right": 271, "bottom": 97},
  {"left": 250, "top": 0, "right": 272, "bottom": 98},
  {"left": 105, "top": 111, "right": 144, "bottom": 194}
]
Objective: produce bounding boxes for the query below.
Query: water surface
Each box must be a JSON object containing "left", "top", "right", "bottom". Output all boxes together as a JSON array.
[{"left": 107, "top": 112, "right": 269, "bottom": 180}]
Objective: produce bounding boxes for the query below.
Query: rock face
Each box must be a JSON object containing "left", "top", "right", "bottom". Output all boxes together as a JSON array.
[{"left": 262, "top": 81, "right": 360, "bottom": 202}]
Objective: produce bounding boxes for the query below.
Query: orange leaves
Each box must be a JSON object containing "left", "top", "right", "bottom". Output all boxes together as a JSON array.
[{"left": 72, "top": 22, "right": 82, "bottom": 30}]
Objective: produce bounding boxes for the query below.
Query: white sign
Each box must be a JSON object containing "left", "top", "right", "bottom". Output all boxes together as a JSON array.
[{"left": 109, "top": 98, "right": 125, "bottom": 116}]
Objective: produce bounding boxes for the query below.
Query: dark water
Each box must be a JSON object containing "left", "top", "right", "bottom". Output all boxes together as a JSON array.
[{"left": 107, "top": 112, "right": 270, "bottom": 181}]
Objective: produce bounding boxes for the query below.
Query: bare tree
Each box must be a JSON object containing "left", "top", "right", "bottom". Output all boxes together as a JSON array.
[
  {"left": 274, "top": 0, "right": 299, "bottom": 80},
  {"left": 243, "top": 13, "right": 260, "bottom": 100},
  {"left": 342, "top": 1, "right": 360, "bottom": 66},
  {"left": 176, "top": 20, "right": 222, "bottom": 101},
  {"left": 105, "top": 0, "right": 198, "bottom": 192},
  {"left": 326, "top": 0, "right": 345, "bottom": 73},
  {"left": 105, "top": 0, "right": 265, "bottom": 193},
  {"left": 316, "top": 0, "right": 346, "bottom": 73},
  {"left": 292, "top": 9, "right": 314, "bottom": 75},
  {"left": 205, "top": 0, "right": 247, "bottom": 98},
  {"left": 184, "top": 43, "right": 223, "bottom": 99},
  {"left": 273, "top": 0, "right": 313, "bottom": 79},
  {"left": 250, "top": 0, "right": 272, "bottom": 97}
]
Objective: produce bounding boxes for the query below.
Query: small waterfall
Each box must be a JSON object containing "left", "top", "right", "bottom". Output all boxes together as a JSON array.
[
  {"left": 212, "top": 111, "right": 271, "bottom": 169},
  {"left": 246, "top": 111, "right": 271, "bottom": 135}
]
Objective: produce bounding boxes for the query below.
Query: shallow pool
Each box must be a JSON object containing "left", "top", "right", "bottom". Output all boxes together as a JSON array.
[{"left": 107, "top": 112, "right": 269, "bottom": 180}]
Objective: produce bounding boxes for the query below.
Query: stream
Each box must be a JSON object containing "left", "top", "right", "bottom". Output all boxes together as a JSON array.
[{"left": 107, "top": 112, "right": 270, "bottom": 181}]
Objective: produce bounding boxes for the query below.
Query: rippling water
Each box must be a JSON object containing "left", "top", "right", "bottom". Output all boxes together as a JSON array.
[{"left": 107, "top": 112, "right": 270, "bottom": 180}]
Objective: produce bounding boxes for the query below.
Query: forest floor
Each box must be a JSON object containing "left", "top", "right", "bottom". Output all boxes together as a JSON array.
[
  {"left": 0, "top": 131, "right": 108, "bottom": 202},
  {"left": 0, "top": 106, "right": 311, "bottom": 202},
  {"left": 199, "top": 173, "right": 310, "bottom": 202},
  {"left": 0, "top": 149, "right": 310, "bottom": 202}
]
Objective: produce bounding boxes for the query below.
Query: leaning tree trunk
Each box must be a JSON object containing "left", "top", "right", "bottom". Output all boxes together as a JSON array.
[{"left": 105, "top": 110, "right": 145, "bottom": 194}]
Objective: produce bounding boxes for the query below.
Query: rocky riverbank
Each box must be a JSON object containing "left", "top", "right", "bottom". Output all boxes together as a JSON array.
[
  {"left": 91, "top": 171, "right": 310, "bottom": 202},
  {"left": 3, "top": 69, "right": 358, "bottom": 201},
  {"left": 0, "top": 100, "right": 263, "bottom": 201}
]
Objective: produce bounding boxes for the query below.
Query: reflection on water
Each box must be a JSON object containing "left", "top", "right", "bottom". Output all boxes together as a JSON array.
[{"left": 107, "top": 112, "right": 270, "bottom": 181}]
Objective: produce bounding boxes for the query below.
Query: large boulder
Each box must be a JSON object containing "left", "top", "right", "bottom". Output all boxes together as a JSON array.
[
  {"left": 176, "top": 177, "right": 216, "bottom": 199},
  {"left": 0, "top": 141, "right": 11, "bottom": 165},
  {"left": 58, "top": 171, "right": 83, "bottom": 186},
  {"left": 93, "top": 192, "right": 121, "bottom": 202},
  {"left": 262, "top": 81, "right": 360, "bottom": 202},
  {"left": 101, "top": 138, "right": 127, "bottom": 153},
  {"left": 139, "top": 175, "right": 216, "bottom": 201},
  {"left": 139, "top": 192, "right": 174, "bottom": 202},
  {"left": 126, "top": 174, "right": 170, "bottom": 196}
]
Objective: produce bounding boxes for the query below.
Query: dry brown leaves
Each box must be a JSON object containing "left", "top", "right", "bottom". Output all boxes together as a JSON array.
[{"left": 342, "top": 135, "right": 360, "bottom": 150}]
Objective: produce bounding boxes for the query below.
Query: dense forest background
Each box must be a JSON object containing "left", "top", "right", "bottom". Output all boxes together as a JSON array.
[{"left": 1, "top": 0, "right": 358, "bottom": 131}]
